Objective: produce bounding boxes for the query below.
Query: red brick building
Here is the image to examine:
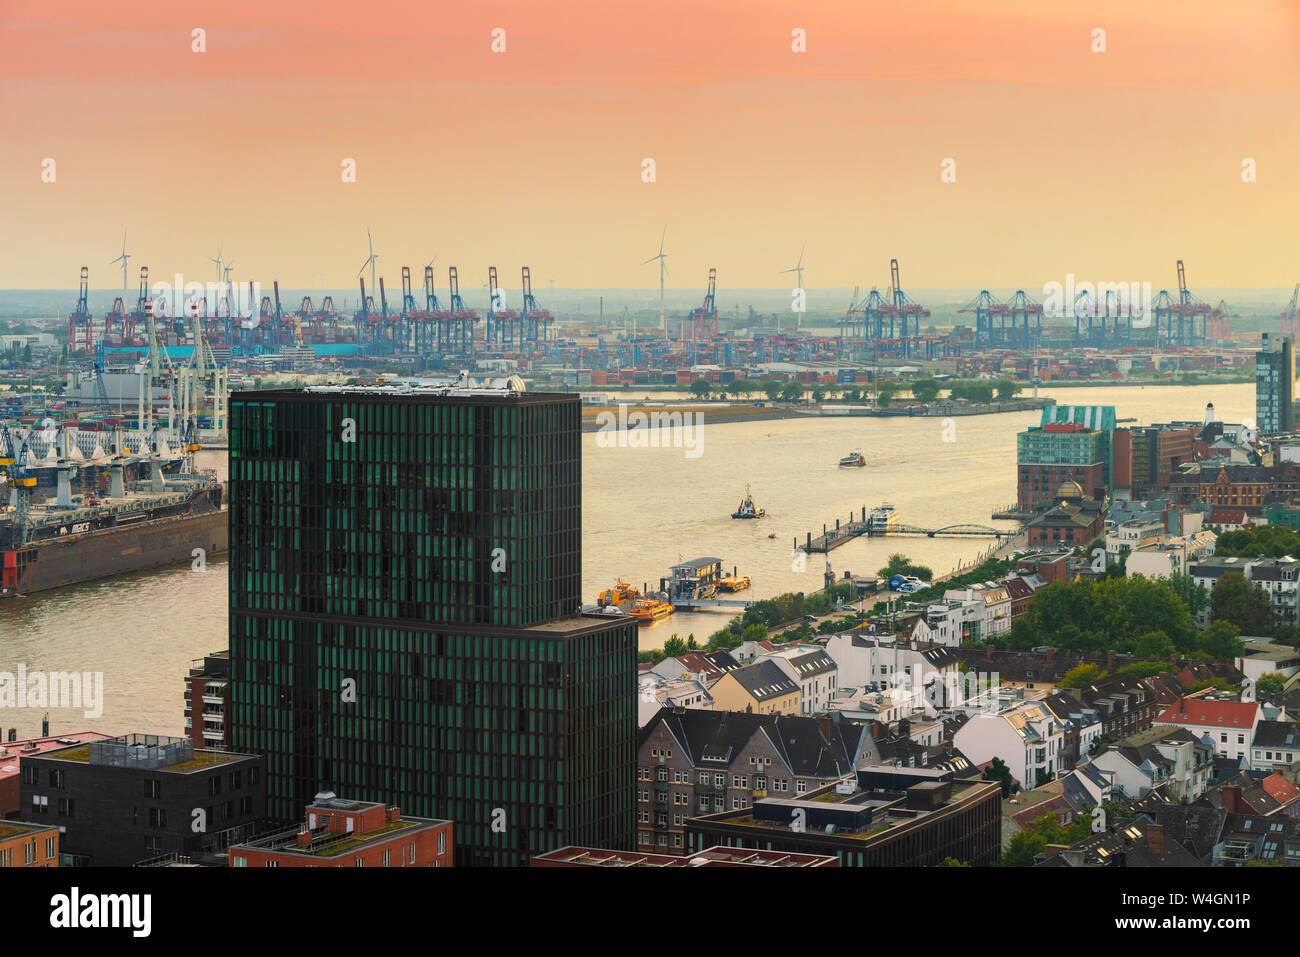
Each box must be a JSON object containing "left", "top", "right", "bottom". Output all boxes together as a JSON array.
[
  {"left": 1025, "top": 484, "right": 1105, "bottom": 549},
  {"left": 229, "top": 793, "right": 452, "bottom": 868}
]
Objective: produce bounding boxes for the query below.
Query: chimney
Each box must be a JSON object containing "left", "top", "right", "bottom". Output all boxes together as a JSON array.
[
  {"left": 1146, "top": 823, "right": 1164, "bottom": 857},
  {"left": 1106, "top": 651, "right": 1115, "bottom": 670},
  {"left": 41, "top": 713, "right": 49, "bottom": 737},
  {"left": 985, "top": 645, "right": 994, "bottom": 660},
  {"left": 296, "top": 828, "right": 312, "bottom": 848},
  {"left": 1044, "top": 648, "right": 1054, "bottom": 665},
  {"left": 387, "top": 806, "right": 401, "bottom": 824}
]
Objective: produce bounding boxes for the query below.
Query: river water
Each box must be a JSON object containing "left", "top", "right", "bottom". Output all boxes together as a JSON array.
[{"left": 0, "top": 383, "right": 1254, "bottom": 738}]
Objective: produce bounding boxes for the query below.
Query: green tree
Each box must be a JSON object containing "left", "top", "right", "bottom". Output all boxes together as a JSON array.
[
  {"left": 689, "top": 378, "right": 712, "bottom": 400},
  {"left": 1196, "top": 620, "right": 1245, "bottom": 661},
  {"left": 911, "top": 378, "right": 941, "bottom": 403},
  {"left": 741, "top": 623, "right": 768, "bottom": 643},
  {"left": 1257, "top": 672, "right": 1288, "bottom": 695},
  {"left": 1002, "top": 828, "right": 1047, "bottom": 867},
  {"left": 1210, "top": 572, "right": 1274, "bottom": 636},
  {"left": 780, "top": 381, "right": 805, "bottom": 402},
  {"left": 982, "top": 756, "right": 1015, "bottom": 798},
  {"left": 811, "top": 385, "right": 827, "bottom": 403},
  {"left": 733, "top": 379, "right": 759, "bottom": 399},
  {"left": 878, "top": 553, "right": 933, "bottom": 581},
  {"left": 934, "top": 857, "right": 970, "bottom": 867},
  {"left": 876, "top": 383, "right": 897, "bottom": 408},
  {"left": 1168, "top": 573, "right": 1210, "bottom": 622},
  {"left": 1215, "top": 525, "right": 1300, "bottom": 558},
  {"left": 1133, "top": 630, "right": 1175, "bottom": 660},
  {"left": 1273, "top": 624, "right": 1300, "bottom": 648},
  {"left": 995, "top": 378, "right": 1021, "bottom": 399},
  {"left": 1058, "top": 663, "right": 1107, "bottom": 689},
  {"left": 1118, "top": 661, "right": 1172, "bottom": 679},
  {"left": 663, "top": 635, "right": 688, "bottom": 658},
  {"left": 763, "top": 380, "right": 782, "bottom": 401}
]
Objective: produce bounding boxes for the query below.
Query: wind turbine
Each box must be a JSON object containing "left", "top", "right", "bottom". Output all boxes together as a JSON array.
[
  {"left": 109, "top": 230, "right": 131, "bottom": 292},
  {"left": 208, "top": 248, "right": 224, "bottom": 289},
  {"left": 643, "top": 227, "right": 668, "bottom": 331},
  {"left": 358, "top": 227, "right": 378, "bottom": 293},
  {"left": 780, "top": 244, "right": 807, "bottom": 332},
  {"left": 217, "top": 262, "right": 236, "bottom": 315}
]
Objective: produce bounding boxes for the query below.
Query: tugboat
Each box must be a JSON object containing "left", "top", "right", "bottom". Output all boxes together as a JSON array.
[
  {"left": 630, "top": 598, "right": 674, "bottom": 623},
  {"left": 731, "top": 483, "right": 766, "bottom": 519},
  {"left": 838, "top": 451, "right": 867, "bottom": 468}
]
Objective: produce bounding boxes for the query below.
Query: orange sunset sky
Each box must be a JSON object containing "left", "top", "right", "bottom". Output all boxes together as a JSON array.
[{"left": 2, "top": 0, "right": 1298, "bottom": 291}]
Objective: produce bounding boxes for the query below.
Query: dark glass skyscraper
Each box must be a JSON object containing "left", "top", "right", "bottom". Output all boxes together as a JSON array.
[{"left": 228, "top": 380, "right": 637, "bottom": 866}]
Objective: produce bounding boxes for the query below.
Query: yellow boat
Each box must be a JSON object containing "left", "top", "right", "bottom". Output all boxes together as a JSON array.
[
  {"left": 717, "top": 575, "right": 751, "bottom": 593},
  {"left": 630, "top": 598, "right": 674, "bottom": 623},
  {"left": 597, "top": 579, "right": 641, "bottom": 605}
]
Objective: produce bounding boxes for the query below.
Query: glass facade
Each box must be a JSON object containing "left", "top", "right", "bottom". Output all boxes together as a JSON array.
[
  {"left": 228, "top": 388, "right": 637, "bottom": 866},
  {"left": 1256, "top": 333, "right": 1295, "bottom": 436},
  {"left": 229, "top": 392, "right": 581, "bottom": 626}
]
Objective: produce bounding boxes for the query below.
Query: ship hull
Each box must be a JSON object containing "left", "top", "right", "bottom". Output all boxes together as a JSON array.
[{"left": 1, "top": 510, "right": 228, "bottom": 598}]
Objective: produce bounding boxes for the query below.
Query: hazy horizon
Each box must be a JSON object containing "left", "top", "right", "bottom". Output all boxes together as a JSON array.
[{"left": 4, "top": 0, "right": 1298, "bottom": 288}]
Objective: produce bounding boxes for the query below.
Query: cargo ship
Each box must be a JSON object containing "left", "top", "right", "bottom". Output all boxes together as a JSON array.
[{"left": 0, "top": 430, "right": 226, "bottom": 598}]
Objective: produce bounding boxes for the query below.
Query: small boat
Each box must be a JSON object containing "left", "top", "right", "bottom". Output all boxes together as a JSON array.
[
  {"left": 767, "top": 533, "right": 776, "bottom": 539},
  {"left": 732, "top": 483, "right": 766, "bottom": 519},
  {"left": 717, "top": 575, "right": 751, "bottom": 593},
  {"left": 630, "top": 598, "right": 674, "bottom": 623},
  {"left": 838, "top": 451, "right": 867, "bottom": 468}
]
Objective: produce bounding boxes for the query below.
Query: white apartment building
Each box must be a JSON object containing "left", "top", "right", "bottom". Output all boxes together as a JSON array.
[
  {"left": 823, "top": 634, "right": 959, "bottom": 708},
  {"left": 761, "top": 645, "right": 839, "bottom": 715},
  {"left": 1154, "top": 699, "right": 1260, "bottom": 766},
  {"left": 1106, "top": 517, "right": 1167, "bottom": 567},
  {"left": 1124, "top": 530, "right": 1217, "bottom": 580},
  {"left": 953, "top": 698, "right": 1066, "bottom": 790}
]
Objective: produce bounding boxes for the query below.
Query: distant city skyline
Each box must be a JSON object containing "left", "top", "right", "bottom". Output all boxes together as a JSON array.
[{"left": 4, "top": 0, "right": 1299, "bottom": 289}]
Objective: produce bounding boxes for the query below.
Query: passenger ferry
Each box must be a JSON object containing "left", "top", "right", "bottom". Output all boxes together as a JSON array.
[
  {"left": 867, "top": 504, "right": 899, "bottom": 534},
  {"left": 597, "top": 579, "right": 641, "bottom": 606},
  {"left": 630, "top": 598, "right": 674, "bottom": 623},
  {"left": 838, "top": 451, "right": 867, "bottom": 468},
  {"left": 731, "top": 483, "right": 766, "bottom": 519}
]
